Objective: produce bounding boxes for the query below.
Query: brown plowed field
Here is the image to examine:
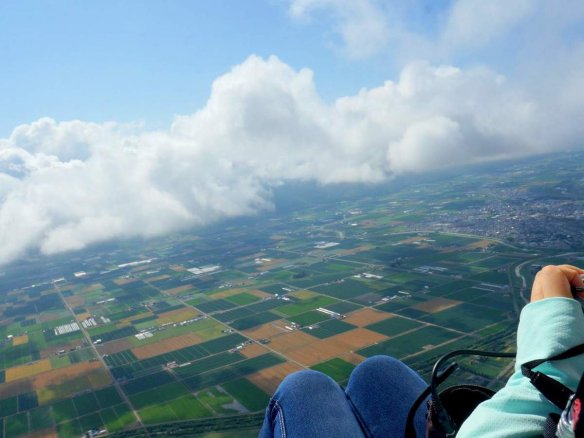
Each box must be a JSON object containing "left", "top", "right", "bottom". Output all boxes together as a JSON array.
[
  {"left": 249, "top": 289, "right": 272, "bottom": 299},
  {"left": 285, "top": 340, "right": 348, "bottom": 366},
  {"left": 327, "top": 328, "right": 386, "bottom": 349},
  {"left": 65, "top": 295, "right": 85, "bottom": 308},
  {"left": 247, "top": 362, "right": 303, "bottom": 394},
  {"left": 240, "top": 343, "right": 270, "bottom": 358},
  {"left": 344, "top": 308, "right": 393, "bottom": 326},
  {"left": 32, "top": 361, "right": 104, "bottom": 389},
  {"left": 132, "top": 333, "right": 203, "bottom": 360},
  {"left": 266, "top": 331, "right": 317, "bottom": 354},
  {"left": 411, "top": 298, "right": 461, "bottom": 314},
  {"left": 338, "top": 352, "right": 366, "bottom": 366},
  {"left": 97, "top": 339, "right": 134, "bottom": 355},
  {"left": 256, "top": 259, "right": 288, "bottom": 272},
  {"left": 6, "top": 359, "right": 52, "bottom": 382},
  {"left": 23, "top": 428, "right": 58, "bottom": 438},
  {"left": 243, "top": 321, "right": 288, "bottom": 340},
  {"left": 339, "top": 245, "right": 372, "bottom": 255},
  {"left": 209, "top": 288, "right": 248, "bottom": 299},
  {"left": 156, "top": 308, "right": 199, "bottom": 325},
  {"left": 12, "top": 334, "right": 28, "bottom": 346},
  {"left": 144, "top": 274, "right": 170, "bottom": 282},
  {"left": 0, "top": 378, "right": 34, "bottom": 399},
  {"left": 163, "top": 285, "right": 193, "bottom": 295},
  {"left": 82, "top": 283, "right": 104, "bottom": 293},
  {"left": 465, "top": 240, "right": 492, "bottom": 250},
  {"left": 285, "top": 328, "right": 387, "bottom": 366},
  {"left": 0, "top": 361, "right": 105, "bottom": 399}
]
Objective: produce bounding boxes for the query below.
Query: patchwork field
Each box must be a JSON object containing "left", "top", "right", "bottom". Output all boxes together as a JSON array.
[{"left": 2, "top": 164, "right": 563, "bottom": 437}]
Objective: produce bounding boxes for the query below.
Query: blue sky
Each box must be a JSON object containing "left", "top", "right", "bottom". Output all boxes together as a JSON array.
[
  {"left": 0, "top": 0, "right": 397, "bottom": 136},
  {"left": 0, "top": 0, "right": 582, "bottom": 265}
]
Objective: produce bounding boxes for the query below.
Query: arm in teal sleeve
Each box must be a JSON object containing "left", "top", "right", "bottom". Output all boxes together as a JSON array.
[{"left": 457, "top": 298, "right": 584, "bottom": 437}]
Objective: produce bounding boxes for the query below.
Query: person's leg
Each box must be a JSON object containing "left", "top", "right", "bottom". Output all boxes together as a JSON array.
[
  {"left": 259, "top": 369, "right": 366, "bottom": 438},
  {"left": 345, "top": 356, "right": 428, "bottom": 438}
]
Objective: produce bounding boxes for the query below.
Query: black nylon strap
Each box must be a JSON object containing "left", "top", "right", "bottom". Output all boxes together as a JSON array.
[
  {"left": 521, "top": 343, "right": 584, "bottom": 410},
  {"left": 522, "top": 343, "right": 584, "bottom": 374}
]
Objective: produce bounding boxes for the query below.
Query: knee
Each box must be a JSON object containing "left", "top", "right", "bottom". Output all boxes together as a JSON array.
[
  {"left": 350, "top": 355, "right": 415, "bottom": 385},
  {"left": 274, "top": 370, "right": 339, "bottom": 402}
]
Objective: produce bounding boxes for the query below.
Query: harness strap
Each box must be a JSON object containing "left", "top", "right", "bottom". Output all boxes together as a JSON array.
[{"left": 521, "top": 343, "right": 584, "bottom": 410}]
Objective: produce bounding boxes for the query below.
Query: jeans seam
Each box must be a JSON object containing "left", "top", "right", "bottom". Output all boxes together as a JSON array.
[
  {"left": 344, "top": 390, "right": 373, "bottom": 438},
  {"left": 274, "top": 400, "right": 286, "bottom": 438}
]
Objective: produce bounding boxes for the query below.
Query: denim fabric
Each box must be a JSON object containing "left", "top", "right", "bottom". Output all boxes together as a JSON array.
[{"left": 259, "top": 356, "right": 428, "bottom": 438}]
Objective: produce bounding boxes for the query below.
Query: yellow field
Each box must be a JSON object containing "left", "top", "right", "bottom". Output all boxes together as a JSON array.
[
  {"left": 208, "top": 288, "right": 248, "bottom": 299},
  {"left": 157, "top": 308, "right": 199, "bottom": 325},
  {"left": 81, "top": 283, "right": 104, "bottom": 293},
  {"left": 12, "top": 334, "right": 29, "bottom": 346},
  {"left": 288, "top": 290, "right": 317, "bottom": 299},
  {"left": 113, "top": 277, "right": 138, "bottom": 286},
  {"left": 144, "top": 274, "right": 170, "bottom": 282},
  {"left": 6, "top": 359, "right": 52, "bottom": 382},
  {"left": 163, "top": 285, "right": 193, "bottom": 295},
  {"left": 36, "top": 365, "right": 111, "bottom": 404}
]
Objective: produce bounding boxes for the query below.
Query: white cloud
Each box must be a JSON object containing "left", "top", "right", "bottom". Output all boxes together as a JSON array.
[
  {"left": 0, "top": 54, "right": 580, "bottom": 265},
  {"left": 442, "top": 0, "right": 537, "bottom": 50},
  {"left": 289, "top": 0, "right": 390, "bottom": 58}
]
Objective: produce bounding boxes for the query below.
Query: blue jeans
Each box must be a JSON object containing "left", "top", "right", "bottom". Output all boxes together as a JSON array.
[{"left": 258, "top": 356, "right": 428, "bottom": 438}]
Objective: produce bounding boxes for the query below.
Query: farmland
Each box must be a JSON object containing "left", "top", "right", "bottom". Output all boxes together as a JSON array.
[{"left": 0, "top": 153, "right": 583, "bottom": 436}]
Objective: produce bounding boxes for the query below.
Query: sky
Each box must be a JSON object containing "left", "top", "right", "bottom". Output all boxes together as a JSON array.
[{"left": 0, "top": 0, "right": 583, "bottom": 266}]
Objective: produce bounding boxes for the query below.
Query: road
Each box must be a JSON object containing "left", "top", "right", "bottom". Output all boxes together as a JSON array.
[{"left": 54, "top": 284, "right": 151, "bottom": 438}]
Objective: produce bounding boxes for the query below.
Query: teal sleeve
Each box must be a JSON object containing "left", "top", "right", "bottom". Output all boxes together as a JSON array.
[{"left": 457, "top": 298, "right": 584, "bottom": 437}]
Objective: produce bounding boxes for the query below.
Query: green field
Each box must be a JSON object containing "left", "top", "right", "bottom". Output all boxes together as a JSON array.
[
  {"left": 302, "top": 319, "right": 356, "bottom": 339},
  {"left": 357, "top": 326, "right": 460, "bottom": 359},
  {"left": 222, "top": 379, "right": 270, "bottom": 412},
  {"left": 311, "top": 358, "right": 355, "bottom": 382},
  {"left": 365, "top": 316, "right": 423, "bottom": 336}
]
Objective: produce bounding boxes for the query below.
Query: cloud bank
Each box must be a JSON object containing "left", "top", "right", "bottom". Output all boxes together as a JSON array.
[{"left": 1, "top": 52, "right": 581, "bottom": 265}]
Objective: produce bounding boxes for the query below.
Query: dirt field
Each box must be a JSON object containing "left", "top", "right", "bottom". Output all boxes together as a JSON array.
[
  {"left": 6, "top": 359, "right": 52, "bottom": 382},
  {"left": 23, "top": 428, "right": 57, "bottom": 438},
  {"left": 36, "top": 365, "right": 110, "bottom": 404},
  {"left": 96, "top": 339, "right": 134, "bottom": 355},
  {"left": 163, "top": 285, "right": 193, "bottom": 295},
  {"left": 328, "top": 328, "right": 387, "bottom": 349},
  {"left": 207, "top": 288, "right": 248, "bottom": 299},
  {"left": 76, "top": 312, "right": 92, "bottom": 321},
  {"left": 344, "top": 308, "right": 393, "bottom": 326},
  {"left": 268, "top": 331, "right": 317, "bottom": 354},
  {"left": 120, "top": 312, "right": 155, "bottom": 325},
  {"left": 288, "top": 290, "right": 317, "bottom": 299},
  {"left": 156, "top": 308, "right": 199, "bottom": 325},
  {"left": 36, "top": 310, "right": 70, "bottom": 324},
  {"left": 81, "top": 283, "right": 104, "bottom": 293},
  {"left": 339, "top": 244, "right": 373, "bottom": 256},
  {"left": 256, "top": 259, "right": 288, "bottom": 272},
  {"left": 248, "top": 289, "right": 272, "bottom": 299},
  {"left": 64, "top": 295, "right": 85, "bottom": 308},
  {"left": 285, "top": 328, "right": 387, "bottom": 366},
  {"left": 247, "top": 362, "right": 303, "bottom": 394},
  {"left": 32, "top": 361, "right": 104, "bottom": 390},
  {"left": 338, "top": 351, "right": 366, "bottom": 366},
  {"left": 131, "top": 333, "right": 203, "bottom": 360},
  {"left": 285, "top": 340, "right": 348, "bottom": 366},
  {"left": 0, "top": 379, "right": 34, "bottom": 399},
  {"left": 144, "top": 274, "right": 170, "bottom": 282},
  {"left": 12, "top": 334, "right": 29, "bottom": 346},
  {"left": 240, "top": 343, "right": 270, "bottom": 358},
  {"left": 411, "top": 297, "right": 461, "bottom": 314},
  {"left": 243, "top": 321, "right": 289, "bottom": 340},
  {"left": 465, "top": 239, "right": 493, "bottom": 250}
]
